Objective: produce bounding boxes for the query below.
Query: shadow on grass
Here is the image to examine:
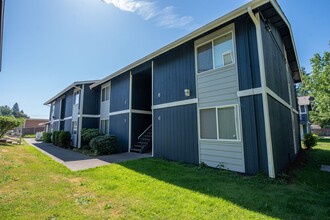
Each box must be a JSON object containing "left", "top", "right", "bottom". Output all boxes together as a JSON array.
[
  {"left": 318, "top": 138, "right": 330, "bottom": 143},
  {"left": 119, "top": 148, "right": 330, "bottom": 219}
]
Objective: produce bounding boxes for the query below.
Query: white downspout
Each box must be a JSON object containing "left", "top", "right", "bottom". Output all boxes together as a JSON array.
[{"left": 248, "top": 7, "right": 275, "bottom": 178}]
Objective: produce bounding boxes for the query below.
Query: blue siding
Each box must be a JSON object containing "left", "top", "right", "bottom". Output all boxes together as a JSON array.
[
  {"left": 83, "top": 84, "right": 100, "bottom": 115},
  {"left": 52, "top": 121, "right": 59, "bottom": 131},
  {"left": 54, "top": 100, "right": 61, "bottom": 120},
  {"left": 235, "top": 15, "right": 261, "bottom": 90},
  {"left": 109, "top": 114, "right": 129, "bottom": 152},
  {"left": 153, "top": 42, "right": 196, "bottom": 105},
  {"left": 261, "top": 21, "right": 290, "bottom": 103},
  {"left": 240, "top": 95, "right": 268, "bottom": 175},
  {"left": 64, "top": 90, "right": 74, "bottom": 118},
  {"left": 110, "top": 72, "right": 130, "bottom": 112},
  {"left": 82, "top": 118, "right": 99, "bottom": 129},
  {"left": 64, "top": 119, "right": 72, "bottom": 132},
  {"left": 131, "top": 113, "right": 152, "bottom": 147},
  {"left": 268, "top": 96, "right": 295, "bottom": 174},
  {"left": 153, "top": 104, "right": 198, "bottom": 164}
]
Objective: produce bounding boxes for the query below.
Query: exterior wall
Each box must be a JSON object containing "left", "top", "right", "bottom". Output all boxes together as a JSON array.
[
  {"left": 261, "top": 20, "right": 299, "bottom": 174},
  {"left": 109, "top": 114, "right": 129, "bottom": 152},
  {"left": 235, "top": 15, "right": 261, "bottom": 90},
  {"left": 235, "top": 15, "right": 268, "bottom": 174},
  {"left": 64, "top": 90, "right": 74, "bottom": 118},
  {"left": 262, "top": 22, "right": 290, "bottom": 103},
  {"left": 152, "top": 41, "right": 198, "bottom": 164},
  {"left": 110, "top": 72, "right": 130, "bottom": 112},
  {"left": 153, "top": 104, "right": 199, "bottom": 164},
  {"left": 195, "top": 24, "right": 245, "bottom": 172},
  {"left": 64, "top": 118, "right": 72, "bottom": 132},
  {"left": 83, "top": 84, "right": 99, "bottom": 115},
  {"left": 268, "top": 96, "right": 295, "bottom": 173},
  {"left": 153, "top": 41, "right": 196, "bottom": 105},
  {"left": 54, "top": 100, "right": 61, "bottom": 120},
  {"left": 82, "top": 118, "right": 99, "bottom": 129}
]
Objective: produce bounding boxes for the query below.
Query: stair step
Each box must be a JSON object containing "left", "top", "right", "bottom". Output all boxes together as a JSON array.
[{"left": 130, "top": 148, "right": 142, "bottom": 153}]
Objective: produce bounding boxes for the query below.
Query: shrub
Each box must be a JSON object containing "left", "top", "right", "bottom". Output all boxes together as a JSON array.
[
  {"left": 42, "top": 132, "right": 52, "bottom": 143},
  {"left": 303, "top": 133, "right": 319, "bottom": 150},
  {"left": 58, "top": 131, "right": 71, "bottom": 148},
  {"left": 89, "top": 135, "right": 117, "bottom": 155},
  {"left": 81, "top": 128, "right": 102, "bottom": 147},
  {"left": 52, "top": 131, "right": 60, "bottom": 146}
]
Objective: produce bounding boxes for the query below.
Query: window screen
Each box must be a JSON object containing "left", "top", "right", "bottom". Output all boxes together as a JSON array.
[
  {"left": 197, "top": 42, "right": 213, "bottom": 73},
  {"left": 200, "top": 108, "right": 217, "bottom": 139},
  {"left": 214, "top": 33, "right": 233, "bottom": 68},
  {"left": 218, "top": 107, "right": 237, "bottom": 140}
]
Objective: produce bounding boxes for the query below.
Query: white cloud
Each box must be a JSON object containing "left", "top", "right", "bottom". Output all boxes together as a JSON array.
[
  {"left": 101, "top": 0, "right": 193, "bottom": 28},
  {"left": 156, "top": 6, "right": 193, "bottom": 28}
]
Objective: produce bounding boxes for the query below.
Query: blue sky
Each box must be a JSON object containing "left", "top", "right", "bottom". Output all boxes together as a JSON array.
[{"left": 0, "top": 0, "right": 329, "bottom": 119}]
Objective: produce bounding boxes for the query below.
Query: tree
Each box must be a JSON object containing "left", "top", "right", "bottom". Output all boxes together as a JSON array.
[
  {"left": 296, "top": 67, "right": 310, "bottom": 97},
  {"left": 0, "top": 105, "right": 12, "bottom": 116},
  {"left": 11, "top": 103, "right": 28, "bottom": 118},
  {"left": 0, "top": 116, "right": 24, "bottom": 138},
  {"left": 301, "top": 52, "right": 330, "bottom": 127}
]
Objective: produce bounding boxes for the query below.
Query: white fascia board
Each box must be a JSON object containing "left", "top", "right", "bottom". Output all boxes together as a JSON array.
[
  {"left": 89, "top": 0, "right": 270, "bottom": 89},
  {"left": 44, "top": 80, "right": 99, "bottom": 105}
]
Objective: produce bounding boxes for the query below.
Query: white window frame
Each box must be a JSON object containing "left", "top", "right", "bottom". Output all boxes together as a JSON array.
[
  {"left": 100, "top": 119, "right": 109, "bottom": 134},
  {"left": 101, "top": 84, "right": 110, "bottom": 102},
  {"left": 195, "top": 30, "right": 235, "bottom": 74},
  {"left": 199, "top": 104, "right": 241, "bottom": 142}
]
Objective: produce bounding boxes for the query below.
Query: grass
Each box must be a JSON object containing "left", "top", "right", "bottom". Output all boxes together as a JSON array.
[
  {"left": 0, "top": 140, "right": 329, "bottom": 219},
  {"left": 22, "top": 134, "right": 36, "bottom": 138}
]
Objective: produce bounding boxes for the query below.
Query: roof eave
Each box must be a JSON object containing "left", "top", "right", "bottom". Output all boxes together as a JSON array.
[
  {"left": 44, "top": 80, "right": 98, "bottom": 105},
  {"left": 269, "top": 0, "right": 301, "bottom": 82},
  {"left": 90, "top": 0, "right": 271, "bottom": 89}
]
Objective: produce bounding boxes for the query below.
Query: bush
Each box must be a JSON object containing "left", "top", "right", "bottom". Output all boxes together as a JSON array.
[
  {"left": 52, "top": 131, "right": 60, "bottom": 146},
  {"left": 58, "top": 131, "right": 71, "bottom": 148},
  {"left": 89, "top": 135, "right": 117, "bottom": 155},
  {"left": 303, "top": 133, "right": 319, "bottom": 150},
  {"left": 42, "top": 132, "right": 52, "bottom": 143},
  {"left": 81, "top": 128, "right": 102, "bottom": 147}
]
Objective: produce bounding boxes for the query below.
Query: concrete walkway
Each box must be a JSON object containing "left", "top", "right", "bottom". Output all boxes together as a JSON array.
[{"left": 25, "top": 139, "right": 151, "bottom": 171}]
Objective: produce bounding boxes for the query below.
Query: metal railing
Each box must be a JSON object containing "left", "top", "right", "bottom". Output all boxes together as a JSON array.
[{"left": 138, "top": 125, "right": 152, "bottom": 140}]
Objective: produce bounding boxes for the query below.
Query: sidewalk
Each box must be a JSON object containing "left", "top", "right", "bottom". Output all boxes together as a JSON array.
[{"left": 25, "top": 139, "right": 151, "bottom": 171}]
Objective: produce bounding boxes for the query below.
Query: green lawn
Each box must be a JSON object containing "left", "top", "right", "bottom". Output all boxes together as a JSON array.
[{"left": 0, "top": 141, "right": 329, "bottom": 219}]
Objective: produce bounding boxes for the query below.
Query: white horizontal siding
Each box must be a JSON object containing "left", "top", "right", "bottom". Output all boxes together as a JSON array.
[
  {"left": 100, "top": 100, "right": 110, "bottom": 119},
  {"left": 196, "top": 46, "right": 244, "bottom": 173},
  {"left": 200, "top": 141, "right": 244, "bottom": 172},
  {"left": 72, "top": 104, "right": 79, "bottom": 122}
]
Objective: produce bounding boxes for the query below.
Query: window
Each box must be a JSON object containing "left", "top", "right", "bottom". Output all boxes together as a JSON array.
[
  {"left": 197, "top": 32, "right": 234, "bottom": 73},
  {"left": 101, "top": 85, "right": 110, "bottom": 102},
  {"left": 200, "top": 105, "right": 239, "bottom": 141},
  {"left": 100, "top": 119, "right": 109, "bottom": 134},
  {"left": 200, "top": 108, "right": 217, "bottom": 139},
  {"left": 299, "top": 105, "right": 306, "bottom": 114},
  {"left": 72, "top": 121, "right": 78, "bottom": 135},
  {"left": 74, "top": 92, "right": 80, "bottom": 105}
]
